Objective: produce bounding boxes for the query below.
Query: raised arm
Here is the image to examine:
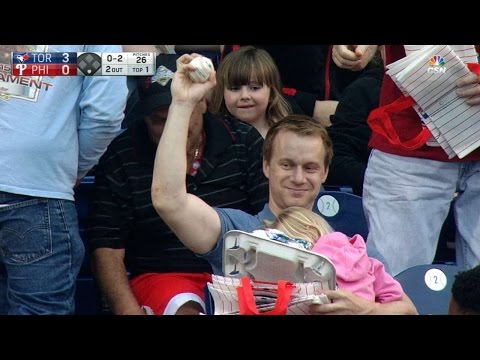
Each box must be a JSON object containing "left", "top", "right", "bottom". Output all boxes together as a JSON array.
[{"left": 151, "top": 54, "right": 221, "bottom": 255}]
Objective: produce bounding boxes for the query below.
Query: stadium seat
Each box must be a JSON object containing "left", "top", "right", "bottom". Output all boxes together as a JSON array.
[
  {"left": 74, "top": 176, "right": 102, "bottom": 314},
  {"left": 394, "top": 263, "right": 460, "bottom": 315},
  {"left": 322, "top": 185, "right": 354, "bottom": 193},
  {"left": 74, "top": 175, "right": 95, "bottom": 222},
  {"left": 74, "top": 277, "right": 102, "bottom": 315},
  {"left": 313, "top": 191, "right": 368, "bottom": 240},
  {"left": 74, "top": 175, "right": 95, "bottom": 277}
]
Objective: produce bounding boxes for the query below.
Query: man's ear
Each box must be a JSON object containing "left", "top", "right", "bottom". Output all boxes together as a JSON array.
[
  {"left": 322, "top": 166, "right": 329, "bottom": 183},
  {"left": 262, "top": 158, "right": 270, "bottom": 179}
]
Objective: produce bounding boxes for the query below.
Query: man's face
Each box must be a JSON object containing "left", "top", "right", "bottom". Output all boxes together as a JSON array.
[
  {"left": 145, "top": 106, "right": 169, "bottom": 145},
  {"left": 145, "top": 101, "right": 206, "bottom": 146},
  {"left": 263, "top": 130, "right": 328, "bottom": 215}
]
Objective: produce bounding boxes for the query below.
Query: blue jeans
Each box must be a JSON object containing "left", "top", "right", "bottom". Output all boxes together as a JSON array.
[
  {"left": 364, "top": 150, "right": 480, "bottom": 276},
  {"left": 0, "top": 192, "right": 85, "bottom": 314}
]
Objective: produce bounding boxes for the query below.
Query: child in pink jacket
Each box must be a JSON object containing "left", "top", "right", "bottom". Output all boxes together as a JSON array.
[{"left": 263, "top": 206, "right": 404, "bottom": 303}]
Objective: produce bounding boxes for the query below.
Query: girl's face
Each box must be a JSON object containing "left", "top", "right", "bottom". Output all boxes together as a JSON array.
[{"left": 224, "top": 82, "right": 271, "bottom": 126}]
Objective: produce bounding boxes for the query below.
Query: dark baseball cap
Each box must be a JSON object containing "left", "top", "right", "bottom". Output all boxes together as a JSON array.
[{"left": 127, "top": 54, "right": 179, "bottom": 122}]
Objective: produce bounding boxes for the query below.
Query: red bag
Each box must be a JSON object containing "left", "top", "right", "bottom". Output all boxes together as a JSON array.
[
  {"left": 236, "top": 277, "right": 294, "bottom": 315},
  {"left": 367, "top": 95, "right": 432, "bottom": 151}
]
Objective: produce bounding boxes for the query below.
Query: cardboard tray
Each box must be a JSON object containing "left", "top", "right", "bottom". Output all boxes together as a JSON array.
[{"left": 223, "top": 230, "right": 336, "bottom": 290}]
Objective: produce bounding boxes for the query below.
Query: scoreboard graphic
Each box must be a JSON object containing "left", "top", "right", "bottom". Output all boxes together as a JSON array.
[{"left": 11, "top": 52, "right": 155, "bottom": 76}]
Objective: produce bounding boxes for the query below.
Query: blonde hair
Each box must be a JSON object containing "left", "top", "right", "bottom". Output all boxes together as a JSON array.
[
  {"left": 266, "top": 207, "right": 333, "bottom": 245},
  {"left": 209, "top": 46, "right": 291, "bottom": 127}
]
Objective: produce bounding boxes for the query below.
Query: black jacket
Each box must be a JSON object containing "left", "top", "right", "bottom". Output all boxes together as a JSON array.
[{"left": 325, "top": 66, "right": 384, "bottom": 195}]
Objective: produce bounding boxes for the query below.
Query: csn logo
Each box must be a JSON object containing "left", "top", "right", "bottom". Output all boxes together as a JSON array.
[{"left": 427, "top": 55, "right": 446, "bottom": 73}]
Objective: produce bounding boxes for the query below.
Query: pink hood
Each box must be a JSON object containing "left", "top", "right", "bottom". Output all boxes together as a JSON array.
[{"left": 312, "top": 232, "right": 403, "bottom": 302}]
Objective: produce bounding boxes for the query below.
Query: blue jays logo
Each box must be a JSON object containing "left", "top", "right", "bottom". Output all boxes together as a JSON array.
[{"left": 16, "top": 52, "right": 30, "bottom": 63}]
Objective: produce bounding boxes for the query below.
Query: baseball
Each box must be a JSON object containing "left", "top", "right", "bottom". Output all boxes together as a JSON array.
[{"left": 188, "top": 56, "right": 214, "bottom": 83}]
